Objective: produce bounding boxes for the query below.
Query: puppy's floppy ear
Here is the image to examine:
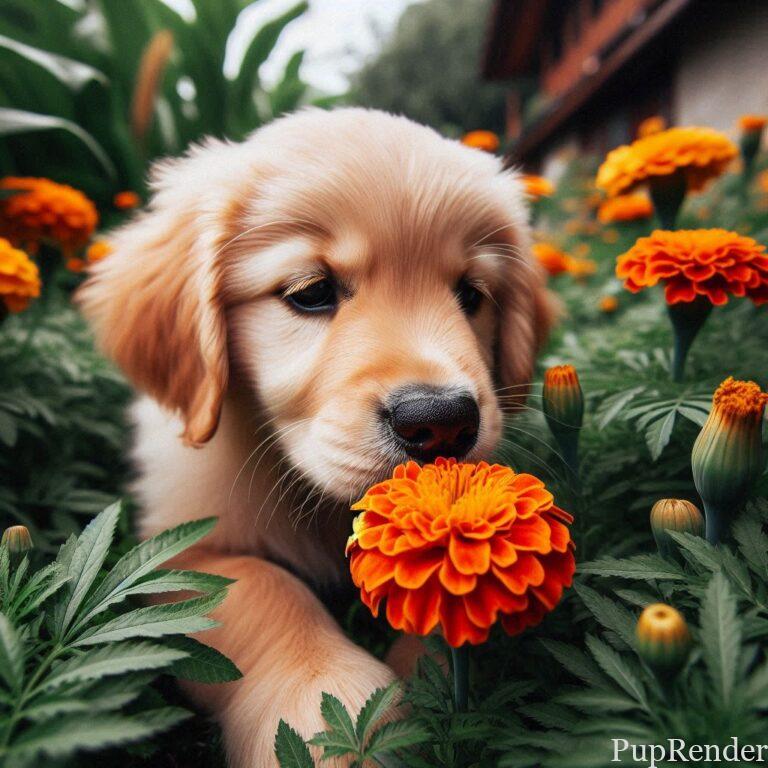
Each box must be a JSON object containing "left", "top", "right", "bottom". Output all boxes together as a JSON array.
[
  {"left": 493, "top": 176, "right": 559, "bottom": 396},
  {"left": 77, "top": 145, "right": 236, "bottom": 447}
]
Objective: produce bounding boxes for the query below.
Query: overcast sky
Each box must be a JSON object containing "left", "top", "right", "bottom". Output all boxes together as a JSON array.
[{"left": 164, "top": 0, "right": 424, "bottom": 94}]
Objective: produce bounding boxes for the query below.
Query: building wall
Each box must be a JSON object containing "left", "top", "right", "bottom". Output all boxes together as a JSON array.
[{"left": 674, "top": 2, "right": 768, "bottom": 136}]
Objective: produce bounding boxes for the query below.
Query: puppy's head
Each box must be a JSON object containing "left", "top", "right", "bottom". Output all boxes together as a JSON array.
[{"left": 78, "top": 108, "right": 554, "bottom": 501}]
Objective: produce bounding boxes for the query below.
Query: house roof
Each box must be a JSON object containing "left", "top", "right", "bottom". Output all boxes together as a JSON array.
[{"left": 482, "top": 0, "right": 696, "bottom": 161}]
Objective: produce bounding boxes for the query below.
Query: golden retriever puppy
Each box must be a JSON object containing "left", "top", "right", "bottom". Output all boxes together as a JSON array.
[{"left": 78, "top": 108, "right": 552, "bottom": 767}]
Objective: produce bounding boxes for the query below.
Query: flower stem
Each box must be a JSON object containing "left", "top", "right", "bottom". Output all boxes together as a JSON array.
[
  {"left": 451, "top": 644, "right": 469, "bottom": 713},
  {"left": 650, "top": 171, "right": 686, "bottom": 230},
  {"left": 667, "top": 298, "right": 713, "bottom": 382},
  {"left": 703, "top": 501, "right": 728, "bottom": 545}
]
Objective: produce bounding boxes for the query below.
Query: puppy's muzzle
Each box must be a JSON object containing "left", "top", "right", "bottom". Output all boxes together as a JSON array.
[{"left": 384, "top": 385, "right": 479, "bottom": 463}]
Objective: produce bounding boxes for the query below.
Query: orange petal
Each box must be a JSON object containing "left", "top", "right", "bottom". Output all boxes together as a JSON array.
[
  {"left": 490, "top": 536, "right": 518, "bottom": 567},
  {"left": 439, "top": 557, "right": 477, "bottom": 595},
  {"left": 448, "top": 535, "right": 491, "bottom": 575},
  {"left": 403, "top": 579, "right": 442, "bottom": 635},
  {"left": 393, "top": 549, "right": 443, "bottom": 589},
  {"left": 506, "top": 516, "right": 552, "bottom": 553},
  {"left": 440, "top": 594, "right": 488, "bottom": 647},
  {"left": 492, "top": 553, "right": 545, "bottom": 594},
  {"left": 351, "top": 549, "right": 395, "bottom": 590}
]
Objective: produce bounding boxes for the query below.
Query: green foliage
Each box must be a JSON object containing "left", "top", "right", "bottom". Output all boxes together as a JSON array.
[
  {"left": 0, "top": 301, "right": 131, "bottom": 551},
  {"left": 350, "top": 0, "right": 507, "bottom": 137},
  {"left": 0, "top": 503, "right": 240, "bottom": 766},
  {"left": 275, "top": 683, "right": 428, "bottom": 768},
  {"left": 0, "top": 0, "right": 309, "bottom": 198}
]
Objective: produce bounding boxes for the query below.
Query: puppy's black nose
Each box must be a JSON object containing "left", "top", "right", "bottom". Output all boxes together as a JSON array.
[{"left": 385, "top": 386, "right": 479, "bottom": 463}]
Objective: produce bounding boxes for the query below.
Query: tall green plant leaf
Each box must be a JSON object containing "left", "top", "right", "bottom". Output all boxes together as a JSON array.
[
  {"left": 55, "top": 501, "right": 121, "bottom": 638},
  {"left": 699, "top": 572, "right": 741, "bottom": 705},
  {"left": 0, "top": 107, "right": 116, "bottom": 179},
  {"left": 0, "top": 34, "right": 106, "bottom": 90}
]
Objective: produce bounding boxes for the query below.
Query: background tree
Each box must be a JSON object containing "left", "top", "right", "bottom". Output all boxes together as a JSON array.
[{"left": 349, "top": 0, "right": 507, "bottom": 136}]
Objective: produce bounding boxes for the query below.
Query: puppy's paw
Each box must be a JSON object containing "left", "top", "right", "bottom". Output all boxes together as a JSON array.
[{"left": 222, "top": 648, "right": 398, "bottom": 768}]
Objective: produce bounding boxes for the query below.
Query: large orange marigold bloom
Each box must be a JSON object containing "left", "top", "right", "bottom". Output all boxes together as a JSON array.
[
  {"left": 596, "top": 127, "right": 737, "bottom": 197},
  {"left": 597, "top": 193, "right": 654, "bottom": 223},
  {"left": 347, "top": 459, "right": 575, "bottom": 647},
  {"left": 461, "top": 130, "right": 500, "bottom": 153},
  {"left": 0, "top": 237, "right": 40, "bottom": 313},
  {"left": 522, "top": 174, "right": 555, "bottom": 199},
  {"left": 0, "top": 177, "right": 98, "bottom": 253},
  {"left": 616, "top": 229, "right": 768, "bottom": 306}
]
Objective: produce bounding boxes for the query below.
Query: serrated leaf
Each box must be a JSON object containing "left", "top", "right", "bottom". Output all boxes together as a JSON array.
[
  {"left": 72, "top": 591, "right": 224, "bottom": 647},
  {"left": 700, "top": 572, "right": 741, "bottom": 705},
  {"left": 274, "top": 720, "right": 314, "bottom": 768},
  {"left": 585, "top": 636, "right": 647, "bottom": 709},
  {"left": 118, "top": 569, "right": 234, "bottom": 598},
  {"left": 667, "top": 531, "right": 722, "bottom": 572},
  {"left": 355, "top": 683, "right": 401, "bottom": 743},
  {"left": 319, "top": 692, "right": 357, "bottom": 751},
  {"left": 732, "top": 509, "right": 768, "bottom": 576},
  {"left": 43, "top": 642, "right": 187, "bottom": 690},
  {"left": 164, "top": 636, "right": 242, "bottom": 683},
  {"left": 596, "top": 387, "right": 644, "bottom": 430},
  {"left": 55, "top": 502, "right": 121, "bottom": 638},
  {"left": 363, "top": 720, "right": 429, "bottom": 758},
  {"left": 574, "top": 583, "right": 637, "bottom": 649},
  {"left": 644, "top": 408, "right": 676, "bottom": 461},
  {"left": 6, "top": 707, "right": 190, "bottom": 758},
  {"left": 556, "top": 689, "right": 638, "bottom": 713},
  {"left": 0, "top": 612, "right": 23, "bottom": 691},
  {"left": 540, "top": 639, "right": 608, "bottom": 688},
  {"left": 79, "top": 517, "right": 218, "bottom": 627},
  {"left": 579, "top": 554, "right": 685, "bottom": 580}
]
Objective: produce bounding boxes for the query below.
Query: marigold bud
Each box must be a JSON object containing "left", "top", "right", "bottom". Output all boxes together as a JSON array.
[
  {"left": 2, "top": 525, "right": 32, "bottom": 554},
  {"left": 543, "top": 365, "right": 584, "bottom": 434},
  {"left": 543, "top": 365, "right": 584, "bottom": 478},
  {"left": 636, "top": 603, "right": 691, "bottom": 675},
  {"left": 649, "top": 499, "right": 704, "bottom": 558},
  {"left": 691, "top": 377, "right": 767, "bottom": 544}
]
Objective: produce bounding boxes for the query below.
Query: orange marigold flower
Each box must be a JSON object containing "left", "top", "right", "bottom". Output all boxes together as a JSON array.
[
  {"left": 596, "top": 127, "right": 737, "bottom": 198},
  {"left": 738, "top": 114, "right": 767, "bottom": 133},
  {"left": 347, "top": 459, "right": 575, "bottom": 647},
  {"left": 0, "top": 177, "right": 98, "bottom": 252},
  {"left": 599, "top": 295, "right": 618, "bottom": 313},
  {"left": 533, "top": 243, "right": 569, "bottom": 276},
  {"left": 522, "top": 174, "right": 555, "bottom": 199},
  {"left": 461, "top": 130, "right": 500, "bottom": 153},
  {"left": 616, "top": 229, "right": 768, "bottom": 306},
  {"left": 0, "top": 237, "right": 40, "bottom": 313},
  {"left": 597, "top": 193, "right": 654, "bottom": 223},
  {"left": 113, "top": 190, "right": 141, "bottom": 210},
  {"left": 636, "top": 115, "right": 666, "bottom": 139}
]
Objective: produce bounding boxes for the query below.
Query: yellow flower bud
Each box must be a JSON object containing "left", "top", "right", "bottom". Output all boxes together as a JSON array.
[
  {"left": 1, "top": 525, "right": 32, "bottom": 555},
  {"left": 636, "top": 603, "right": 691, "bottom": 675},
  {"left": 650, "top": 499, "right": 704, "bottom": 558}
]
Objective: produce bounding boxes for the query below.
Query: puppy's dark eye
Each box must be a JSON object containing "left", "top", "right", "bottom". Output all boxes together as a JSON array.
[
  {"left": 284, "top": 279, "right": 337, "bottom": 314},
  {"left": 455, "top": 278, "right": 483, "bottom": 316}
]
